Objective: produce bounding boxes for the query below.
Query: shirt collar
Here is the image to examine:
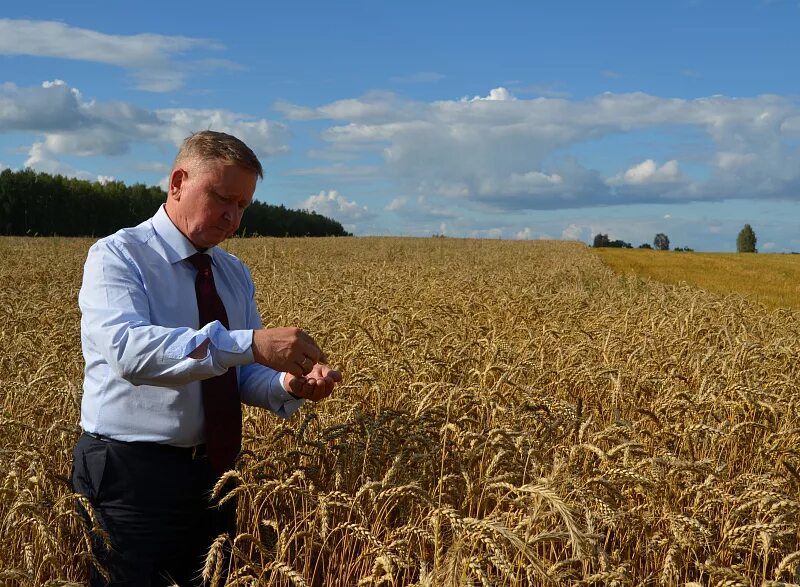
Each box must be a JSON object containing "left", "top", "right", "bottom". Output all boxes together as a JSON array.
[{"left": 152, "top": 205, "right": 218, "bottom": 265}]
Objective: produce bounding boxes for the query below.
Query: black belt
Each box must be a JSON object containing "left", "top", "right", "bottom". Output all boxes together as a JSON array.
[{"left": 83, "top": 431, "right": 207, "bottom": 460}]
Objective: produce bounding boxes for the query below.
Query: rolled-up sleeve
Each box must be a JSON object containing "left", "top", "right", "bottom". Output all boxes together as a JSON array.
[{"left": 80, "top": 241, "right": 253, "bottom": 387}]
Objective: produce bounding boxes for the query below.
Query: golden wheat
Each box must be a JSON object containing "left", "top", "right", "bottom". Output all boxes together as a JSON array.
[{"left": 1, "top": 236, "right": 800, "bottom": 585}]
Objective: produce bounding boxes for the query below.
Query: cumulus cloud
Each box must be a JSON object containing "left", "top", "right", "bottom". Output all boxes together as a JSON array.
[
  {"left": 0, "top": 80, "right": 289, "bottom": 176},
  {"left": 561, "top": 223, "right": 590, "bottom": 241},
  {"left": 300, "top": 190, "right": 374, "bottom": 222},
  {"left": 608, "top": 159, "right": 683, "bottom": 186},
  {"left": 156, "top": 108, "right": 289, "bottom": 156},
  {"left": 275, "top": 91, "right": 412, "bottom": 124},
  {"left": 23, "top": 141, "right": 100, "bottom": 181},
  {"left": 0, "top": 19, "right": 234, "bottom": 91},
  {"left": 463, "top": 87, "right": 517, "bottom": 102},
  {"left": 277, "top": 88, "right": 800, "bottom": 210},
  {"left": 24, "top": 142, "right": 77, "bottom": 175},
  {"left": 515, "top": 227, "right": 533, "bottom": 240}
]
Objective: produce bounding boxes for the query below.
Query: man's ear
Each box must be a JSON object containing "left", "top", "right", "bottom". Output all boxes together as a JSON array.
[{"left": 168, "top": 168, "right": 186, "bottom": 201}]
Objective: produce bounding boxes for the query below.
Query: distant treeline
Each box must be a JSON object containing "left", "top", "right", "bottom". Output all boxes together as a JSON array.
[{"left": 0, "top": 169, "right": 351, "bottom": 238}]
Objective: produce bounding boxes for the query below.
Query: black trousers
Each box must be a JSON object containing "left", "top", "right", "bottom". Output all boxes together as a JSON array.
[{"left": 71, "top": 433, "right": 237, "bottom": 587}]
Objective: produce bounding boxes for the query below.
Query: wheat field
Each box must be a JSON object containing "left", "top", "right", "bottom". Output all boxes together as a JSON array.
[
  {"left": 595, "top": 248, "right": 800, "bottom": 311},
  {"left": 2, "top": 236, "right": 800, "bottom": 586}
]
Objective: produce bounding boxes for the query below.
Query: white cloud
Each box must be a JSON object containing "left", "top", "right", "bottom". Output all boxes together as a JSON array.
[
  {"left": 385, "top": 197, "right": 408, "bottom": 212},
  {"left": 762, "top": 241, "right": 776, "bottom": 250},
  {"left": 503, "top": 171, "right": 563, "bottom": 193},
  {"left": 609, "top": 159, "right": 683, "bottom": 186},
  {"left": 276, "top": 91, "right": 411, "bottom": 124},
  {"left": 23, "top": 141, "right": 98, "bottom": 180},
  {"left": 300, "top": 190, "right": 374, "bottom": 222},
  {"left": 277, "top": 88, "right": 800, "bottom": 210},
  {"left": 156, "top": 108, "right": 289, "bottom": 156},
  {"left": 0, "top": 80, "right": 289, "bottom": 176},
  {"left": 463, "top": 87, "right": 516, "bottom": 102},
  {"left": 0, "top": 19, "right": 233, "bottom": 92},
  {"left": 96, "top": 175, "right": 116, "bottom": 185},
  {"left": 561, "top": 223, "right": 589, "bottom": 241},
  {"left": 515, "top": 227, "right": 533, "bottom": 240},
  {"left": 25, "top": 142, "right": 75, "bottom": 175}
]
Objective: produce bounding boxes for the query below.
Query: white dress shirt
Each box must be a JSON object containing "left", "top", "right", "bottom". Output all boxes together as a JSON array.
[{"left": 79, "top": 204, "right": 303, "bottom": 446}]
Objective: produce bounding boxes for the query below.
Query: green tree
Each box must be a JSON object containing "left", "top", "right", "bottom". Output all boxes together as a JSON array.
[
  {"left": 0, "top": 168, "right": 350, "bottom": 237},
  {"left": 736, "top": 224, "right": 757, "bottom": 253},
  {"left": 653, "top": 233, "right": 670, "bottom": 251}
]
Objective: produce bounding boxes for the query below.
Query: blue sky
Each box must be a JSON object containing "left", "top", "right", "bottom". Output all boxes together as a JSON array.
[{"left": 2, "top": 1, "right": 800, "bottom": 250}]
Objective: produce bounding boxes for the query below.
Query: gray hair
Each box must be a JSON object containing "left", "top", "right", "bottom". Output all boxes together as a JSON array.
[{"left": 173, "top": 130, "right": 263, "bottom": 179}]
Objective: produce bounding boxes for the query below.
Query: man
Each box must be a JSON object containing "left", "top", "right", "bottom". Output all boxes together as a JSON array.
[{"left": 72, "top": 130, "right": 341, "bottom": 586}]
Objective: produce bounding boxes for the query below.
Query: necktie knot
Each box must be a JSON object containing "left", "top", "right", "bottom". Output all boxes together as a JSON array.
[{"left": 188, "top": 253, "right": 212, "bottom": 276}]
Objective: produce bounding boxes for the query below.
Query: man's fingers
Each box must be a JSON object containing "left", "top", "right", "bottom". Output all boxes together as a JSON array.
[
  {"left": 285, "top": 363, "right": 341, "bottom": 401},
  {"left": 297, "top": 355, "right": 314, "bottom": 375},
  {"left": 252, "top": 328, "right": 328, "bottom": 374},
  {"left": 298, "top": 332, "right": 324, "bottom": 362}
]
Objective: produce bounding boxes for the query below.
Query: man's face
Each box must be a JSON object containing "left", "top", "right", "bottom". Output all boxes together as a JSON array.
[{"left": 167, "top": 158, "right": 258, "bottom": 249}]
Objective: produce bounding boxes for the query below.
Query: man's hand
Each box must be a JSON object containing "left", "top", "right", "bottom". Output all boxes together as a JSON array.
[
  {"left": 284, "top": 363, "right": 342, "bottom": 402},
  {"left": 252, "top": 327, "right": 327, "bottom": 377}
]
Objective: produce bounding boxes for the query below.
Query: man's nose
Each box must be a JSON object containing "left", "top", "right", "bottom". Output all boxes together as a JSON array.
[{"left": 225, "top": 205, "right": 243, "bottom": 230}]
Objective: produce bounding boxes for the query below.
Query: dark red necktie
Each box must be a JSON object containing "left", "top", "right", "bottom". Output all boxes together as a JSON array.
[{"left": 188, "top": 253, "right": 242, "bottom": 474}]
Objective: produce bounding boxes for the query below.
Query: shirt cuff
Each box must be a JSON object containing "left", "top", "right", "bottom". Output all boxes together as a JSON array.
[
  {"left": 276, "top": 371, "right": 305, "bottom": 403},
  {"left": 215, "top": 328, "right": 255, "bottom": 368}
]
